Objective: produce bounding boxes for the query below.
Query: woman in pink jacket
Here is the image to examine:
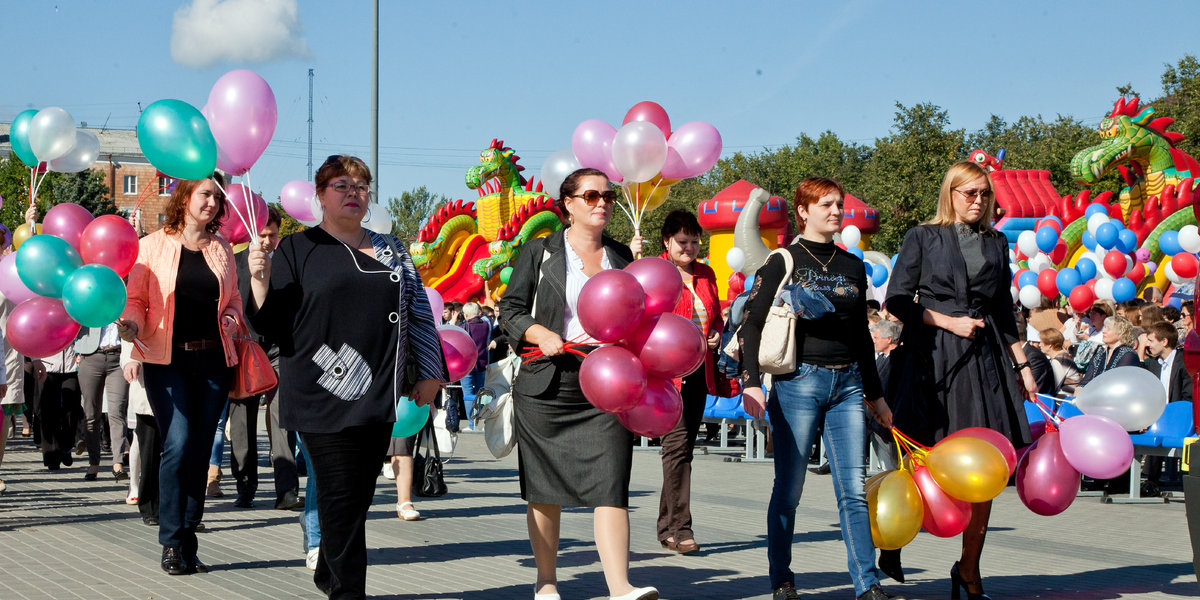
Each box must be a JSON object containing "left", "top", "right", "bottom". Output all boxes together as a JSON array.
[{"left": 119, "top": 173, "right": 242, "bottom": 576}]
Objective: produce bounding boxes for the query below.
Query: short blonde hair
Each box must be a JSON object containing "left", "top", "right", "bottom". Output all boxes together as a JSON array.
[
  {"left": 1105, "top": 315, "right": 1136, "bottom": 347},
  {"left": 926, "top": 161, "right": 996, "bottom": 232}
]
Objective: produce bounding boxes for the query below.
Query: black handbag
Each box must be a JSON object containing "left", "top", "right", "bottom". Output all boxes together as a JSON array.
[{"left": 412, "top": 422, "right": 447, "bottom": 497}]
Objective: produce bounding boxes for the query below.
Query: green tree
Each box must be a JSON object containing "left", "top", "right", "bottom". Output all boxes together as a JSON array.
[
  {"left": 388, "top": 186, "right": 453, "bottom": 242},
  {"left": 1155, "top": 55, "right": 1200, "bottom": 160},
  {"left": 46, "top": 170, "right": 119, "bottom": 217},
  {"left": 269, "top": 202, "right": 308, "bottom": 237}
]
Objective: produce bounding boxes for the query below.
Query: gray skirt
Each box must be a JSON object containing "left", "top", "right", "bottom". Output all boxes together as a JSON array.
[{"left": 514, "top": 367, "right": 633, "bottom": 507}]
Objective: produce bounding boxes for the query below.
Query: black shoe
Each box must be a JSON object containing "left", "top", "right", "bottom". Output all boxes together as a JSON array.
[
  {"left": 43, "top": 454, "right": 61, "bottom": 470},
  {"left": 194, "top": 522, "right": 205, "bottom": 532},
  {"left": 60, "top": 450, "right": 73, "bottom": 467},
  {"left": 185, "top": 557, "right": 209, "bottom": 574},
  {"left": 807, "top": 462, "right": 831, "bottom": 475},
  {"left": 1141, "top": 481, "right": 1162, "bottom": 497},
  {"left": 950, "top": 562, "right": 991, "bottom": 600},
  {"left": 772, "top": 583, "right": 801, "bottom": 600},
  {"left": 878, "top": 549, "right": 904, "bottom": 583},
  {"left": 161, "top": 547, "right": 187, "bottom": 575},
  {"left": 275, "top": 490, "right": 304, "bottom": 510},
  {"left": 83, "top": 470, "right": 98, "bottom": 482},
  {"left": 233, "top": 497, "right": 253, "bottom": 508},
  {"left": 858, "top": 584, "right": 901, "bottom": 600},
  {"left": 143, "top": 516, "right": 159, "bottom": 526},
  {"left": 113, "top": 468, "right": 129, "bottom": 482}
]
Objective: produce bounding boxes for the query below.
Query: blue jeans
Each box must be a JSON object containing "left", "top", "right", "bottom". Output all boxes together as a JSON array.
[
  {"left": 297, "top": 440, "right": 321, "bottom": 552},
  {"left": 209, "top": 399, "right": 229, "bottom": 466},
  {"left": 143, "top": 348, "right": 232, "bottom": 554},
  {"left": 766, "top": 363, "right": 880, "bottom": 595},
  {"left": 461, "top": 370, "right": 485, "bottom": 427}
]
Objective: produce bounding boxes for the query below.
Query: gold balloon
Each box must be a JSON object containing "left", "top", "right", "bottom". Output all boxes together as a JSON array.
[
  {"left": 631, "top": 175, "right": 681, "bottom": 213},
  {"left": 867, "top": 470, "right": 924, "bottom": 550},
  {"left": 12, "top": 223, "right": 41, "bottom": 250},
  {"left": 925, "top": 436, "right": 1009, "bottom": 503}
]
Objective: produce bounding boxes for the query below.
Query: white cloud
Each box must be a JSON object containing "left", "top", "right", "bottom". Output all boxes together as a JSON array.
[{"left": 171, "top": 0, "right": 309, "bottom": 68}]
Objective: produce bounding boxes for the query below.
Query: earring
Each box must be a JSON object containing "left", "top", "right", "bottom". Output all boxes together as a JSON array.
[{"left": 362, "top": 205, "right": 373, "bottom": 222}]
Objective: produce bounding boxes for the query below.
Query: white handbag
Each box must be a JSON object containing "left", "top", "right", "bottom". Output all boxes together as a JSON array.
[
  {"left": 757, "top": 248, "right": 797, "bottom": 375},
  {"left": 473, "top": 353, "right": 520, "bottom": 458}
]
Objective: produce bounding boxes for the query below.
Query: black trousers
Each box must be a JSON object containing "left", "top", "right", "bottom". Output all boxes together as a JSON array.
[
  {"left": 135, "top": 414, "right": 161, "bottom": 520},
  {"left": 37, "top": 373, "right": 81, "bottom": 464},
  {"left": 657, "top": 368, "right": 708, "bottom": 542},
  {"left": 300, "top": 423, "right": 392, "bottom": 600},
  {"left": 264, "top": 383, "right": 300, "bottom": 503},
  {"left": 226, "top": 397, "right": 259, "bottom": 501}
]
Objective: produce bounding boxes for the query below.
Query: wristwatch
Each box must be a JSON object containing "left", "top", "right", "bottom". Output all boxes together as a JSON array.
[{"left": 1013, "top": 361, "right": 1030, "bottom": 372}]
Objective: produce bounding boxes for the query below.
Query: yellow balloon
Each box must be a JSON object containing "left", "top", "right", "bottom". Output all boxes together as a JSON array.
[
  {"left": 631, "top": 175, "right": 681, "bottom": 213},
  {"left": 867, "top": 470, "right": 924, "bottom": 550},
  {"left": 12, "top": 223, "right": 41, "bottom": 250},
  {"left": 925, "top": 436, "right": 1009, "bottom": 503}
]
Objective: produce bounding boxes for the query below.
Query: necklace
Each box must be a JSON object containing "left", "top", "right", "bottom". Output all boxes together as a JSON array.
[
  {"left": 796, "top": 238, "right": 835, "bottom": 272},
  {"left": 323, "top": 226, "right": 368, "bottom": 249}
]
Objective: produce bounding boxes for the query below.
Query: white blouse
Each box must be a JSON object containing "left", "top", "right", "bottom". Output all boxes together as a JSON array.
[{"left": 561, "top": 228, "right": 611, "bottom": 343}]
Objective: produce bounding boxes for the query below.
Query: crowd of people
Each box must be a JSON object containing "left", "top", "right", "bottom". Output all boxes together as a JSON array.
[{"left": 0, "top": 157, "right": 1188, "bottom": 600}]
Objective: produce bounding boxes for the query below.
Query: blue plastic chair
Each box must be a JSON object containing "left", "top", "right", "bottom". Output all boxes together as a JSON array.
[
  {"left": 710, "top": 395, "right": 745, "bottom": 420},
  {"left": 1131, "top": 401, "right": 1195, "bottom": 449},
  {"left": 702, "top": 395, "right": 719, "bottom": 419},
  {"left": 1025, "top": 400, "right": 1048, "bottom": 426}
]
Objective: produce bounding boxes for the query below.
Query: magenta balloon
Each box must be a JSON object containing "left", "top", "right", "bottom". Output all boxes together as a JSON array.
[
  {"left": 661, "top": 121, "right": 723, "bottom": 179},
  {"left": 6, "top": 297, "right": 81, "bottom": 358},
  {"left": 205, "top": 70, "right": 278, "bottom": 176},
  {"left": 571, "top": 119, "right": 622, "bottom": 183},
  {"left": 42, "top": 202, "right": 94, "bottom": 250},
  {"left": 1029, "top": 420, "right": 1047, "bottom": 443},
  {"left": 1015, "top": 431, "right": 1080, "bottom": 516},
  {"left": 616, "top": 377, "right": 682, "bottom": 437},
  {"left": 425, "top": 287, "right": 444, "bottom": 322},
  {"left": 280, "top": 180, "right": 317, "bottom": 222},
  {"left": 623, "top": 313, "right": 707, "bottom": 379},
  {"left": 623, "top": 257, "right": 683, "bottom": 316},
  {"left": 0, "top": 252, "right": 37, "bottom": 305},
  {"left": 438, "top": 325, "right": 478, "bottom": 382},
  {"left": 945, "top": 427, "right": 1018, "bottom": 476},
  {"left": 79, "top": 215, "right": 139, "bottom": 278},
  {"left": 622, "top": 101, "right": 672, "bottom": 139},
  {"left": 220, "top": 184, "right": 269, "bottom": 245},
  {"left": 1057, "top": 414, "right": 1135, "bottom": 479},
  {"left": 576, "top": 270, "right": 646, "bottom": 342},
  {"left": 579, "top": 346, "right": 648, "bottom": 413}
]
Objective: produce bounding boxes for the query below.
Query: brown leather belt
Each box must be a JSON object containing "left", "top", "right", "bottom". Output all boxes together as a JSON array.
[{"left": 175, "top": 340, "right": 222, "bottom": 351}]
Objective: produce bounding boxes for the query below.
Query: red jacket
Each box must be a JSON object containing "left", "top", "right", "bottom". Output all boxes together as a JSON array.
[{"left": 660, "top": 252, "right": 723, "bottom": 395}]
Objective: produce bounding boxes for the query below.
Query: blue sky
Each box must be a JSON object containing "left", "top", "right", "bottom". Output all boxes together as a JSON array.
[{"left": 5, "top": 1, "right": 1200, "bottom": 205}]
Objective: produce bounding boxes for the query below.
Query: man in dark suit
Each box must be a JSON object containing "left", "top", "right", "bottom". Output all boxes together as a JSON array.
[
  {"left": 1142, "top": 320, "right": 1192, "bottom": 495},
  {"left": 1023, "top": 333, "right": 1057, "bottom": 395}
]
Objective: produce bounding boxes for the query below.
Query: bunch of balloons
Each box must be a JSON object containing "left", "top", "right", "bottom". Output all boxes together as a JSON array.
[
  {"left": 869, "top": 427, "right": 1016, "bottom": 549},
  {"left": 2, "top": 206, "right": 137, "bottom": 358},
  {"left": 1155, "top": 225, "right": 1200, "bottom": 285},
  {"left": 9, "top": 106, "right": 101, "bottom": 174},
  {"left": 391, "top": 290, "right": 480, "bottom": 439},
  {"left": 574, "top": 257, "right": 707, "bottom": 437}
]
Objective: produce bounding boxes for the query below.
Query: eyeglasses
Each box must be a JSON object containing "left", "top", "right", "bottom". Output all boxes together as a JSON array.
[
  {"left": 569, "top": 190, "right": 618, "bottom": 206},
  {"left": 954, "top": 187, "right": 993, "bottom": 201},
  {"left": 329, "top": 181, "right": 371, "bottom": 196}
]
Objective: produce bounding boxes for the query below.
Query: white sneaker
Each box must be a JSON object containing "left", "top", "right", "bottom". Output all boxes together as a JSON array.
[
  {"left": 397, "top": 501, "right": 420, "bottom": 521},
  {"left": 305, "top": 547, "right": 319, "bottom": 570},
  {"left": 382, "top": 463, "right": 395, "bottom": 480}
]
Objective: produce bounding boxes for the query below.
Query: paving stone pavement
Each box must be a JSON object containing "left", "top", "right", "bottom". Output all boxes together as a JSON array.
[{"left": 0, "top": 427, "right": 1196, "bottom": 600}]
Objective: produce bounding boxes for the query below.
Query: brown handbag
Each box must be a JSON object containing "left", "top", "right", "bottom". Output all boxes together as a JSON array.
[{"left": 229, "top": 325, "right": 278, "bottom": 399}]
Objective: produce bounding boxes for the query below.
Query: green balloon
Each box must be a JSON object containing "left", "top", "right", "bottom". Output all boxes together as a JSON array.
[
  {"left": 137, "top": 99, "right": 217, "bottom": 181},
  {"left": 500, "top": 266, "right": 513, "bottom": 285},
  {"left": 10, "top": 109, "right": 39, "bottom": 168},
  {"left": 15, "top": 234, "right": 82, "bottom": 298},
  {"left": 391, "top": 397, "right": 430, "bottom": 438},
  {"left": 62, "top": 264, "right": 127, "bottom": 327}
]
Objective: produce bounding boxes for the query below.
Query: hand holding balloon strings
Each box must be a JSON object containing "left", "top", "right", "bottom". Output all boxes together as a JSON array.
[{"left": 521, "top": 332, "right": 595, "bottom": 360}]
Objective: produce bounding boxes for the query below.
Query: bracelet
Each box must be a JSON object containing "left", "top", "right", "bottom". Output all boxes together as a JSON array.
[{"left": 1013, "top": 361, "right": 1030, "bottom": 372}]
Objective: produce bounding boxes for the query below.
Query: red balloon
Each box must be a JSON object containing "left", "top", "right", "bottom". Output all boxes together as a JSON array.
[
  {"left": 1084, "top": 279, "right": 1097, "bottom": 294},
  {"left": 1103, "top": 250, "right": 1127, "bottom": 278},
  {"left": 1051, "top": 240, "right": 1068, "bottom": 265},
  {"left": 42, "top": 202, "right": 94, "bottom": 251},
  {"left": 616, "top": 377, "right": 682, "bottom": 437},
  {"left": 1127, "top": 261, "right": 1146, "bottom": 285},
  {"left": 912, "top": 464, "right": 972, "bottom": 537},
  {"left": 1173, "top": 253, "right": 1199, "bottom": 279},
  {"left": 219, "top": 184, "right": 269, "bottom": 245},
  {"left": 1068, "top": 285, "right": 1095, "bottom": 313},
  {"left": 1036, "top": 269, "right": 1058, "bottom": 299},
  {"left": 80, "top": 215, "right": 139, "bottom": 278},
  {"left": 438, "top": 325, "right": 478, "bottom": 382},
  {"left": 622, "top": 101, "right": 671, "bottom": 140},
  {"left": 623, "top": 257, "right": 683, "bottom": 316},
  {"left": 945, "top": 427, "right": 1018, "bottom": 476},
  {"left": 1016, "top": 431, "right": 1080, "bottom": 516},
  {"left": 622, "top": 313, "right": 706, "bottom": 379},
  {"left": 1037, "top": 218, "right": 1063, "bottom": 234},
  {"left": 579, "top": 346, "right": 647, "bottom": 413},
  {"left": 576, "top": 270, "right": 646, "bottom": 342},
  {"left": 6, "top": 297, "right": 81, "bottom": 358}
]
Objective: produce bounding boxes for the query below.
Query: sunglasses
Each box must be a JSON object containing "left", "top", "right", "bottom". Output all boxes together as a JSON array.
[{"left": 569, "top": 190, "right": 618, "bottom": 206}]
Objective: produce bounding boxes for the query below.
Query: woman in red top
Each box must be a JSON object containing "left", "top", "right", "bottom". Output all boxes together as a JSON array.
[{"left": 655, "top": 210, "right": 722, "bottom": 554}]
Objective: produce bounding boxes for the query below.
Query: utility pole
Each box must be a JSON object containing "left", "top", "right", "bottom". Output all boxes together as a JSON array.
[
  {"left": 371, "top": 0, "right": 379, "bottom": 193},
  {"left": 308, "top": 68, "right": 314, "bottom": 181}
]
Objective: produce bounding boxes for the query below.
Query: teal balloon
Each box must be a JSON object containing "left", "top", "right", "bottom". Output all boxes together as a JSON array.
[
  {"left": 137, "top": 99, "right": 217, "bottom": 181},
  {"left": 392, "top": 397, "right": 430, "bottom": 438},
  {"left": 500, "top": 266, "right": 513, "bottom": 285},
  {"left": 62, "top": 264, "right": 127, "bottom": 327},
  {"left": 10, "top": 109, "right": 39, "bottom": 167},
  {"left": 15, "top": 234, "right": 82, "bottom": 298}
]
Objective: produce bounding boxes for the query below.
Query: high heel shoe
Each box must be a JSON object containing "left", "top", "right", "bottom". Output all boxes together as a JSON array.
[
  {"left": 878, "top": 548, "right": 904, "bottom": 583},
  {"left": 950, "top": 562, "right": 991, "bottom": 600}
]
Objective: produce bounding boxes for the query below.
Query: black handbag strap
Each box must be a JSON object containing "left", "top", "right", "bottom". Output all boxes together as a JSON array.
[{"left": 414, "top": 418, "right": 439, "bottom": 461}]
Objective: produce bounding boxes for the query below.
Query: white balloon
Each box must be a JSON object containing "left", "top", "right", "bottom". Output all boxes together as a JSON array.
[
  {"left": 1019, "top": 285, "right": 1042, "bottom": 309},
  {"left": 362, "top": 202, "right": 393, "bottom": 234},
  {"left": 1028, "top": 253, "right": 1051, "bottom": 273},
  {"left": 1017, "top": 230, "right": 1039, "bottom": 258},
  {"left": 1009, "top": 263, "right": 1021, "bottom": 276},
  {"left": 1181, "top": 225, "right": 1200, "bottom": 254},
  {"left": 1165, "top": 262, "right": 1182, "bottom": 285},
  {"left": 1087, "top": 213, "right": 1109, "bottom": 237},
  {"left": 611, "top": 121, "right": 667, "bottom": 184},
  {"left": 1094, "top": 278, "right": 1114, "bottom": 300},
  {"left": 1073, "top": 366, "right": 1167, "bottom": 431},
  {"left": 29, "top": 107, "right": 77, "bottom": 163},
  {"left": 1008, "top": 249, "right": 1018, "bottom": 263},
  {"left": 48, "top": 129, "right": 99, "bottom": 173},
  {"left": 1124, "top": 255, "right": 1133, "bottom": 275},
  {"left": 1010, "top": 285, "right": 1019, "bottom": 304},
  {"left": 725, "top": 247, "right": 746, "bottom": 273},
  {"left": 842, "top": 225, "right": 862, "bottom": 248},
  {"left": 539, "top": 149, "right": 582, "bottom": 200}
]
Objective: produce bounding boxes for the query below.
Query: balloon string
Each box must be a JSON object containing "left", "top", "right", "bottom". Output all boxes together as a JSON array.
[
  {"left": 131, "top": 177, "right": 161, "bottom": 216},
  {"left": 216, "top": 179, "right": 255, "bottom": 242},
  {"left": 1033, "top": 394, "right": 1061, "bottom": 431},
  {"left": 890, "top": 426, "right": 930, "bottom": 452},
  {"left": 27, "top": 166, "right": 34, "bottom": 208},
  {"left": 614, "top": 185, "right": 638, "bottom": 231},
  {"left": 244, "top": 169, "right": 258, "bottom": 232}
]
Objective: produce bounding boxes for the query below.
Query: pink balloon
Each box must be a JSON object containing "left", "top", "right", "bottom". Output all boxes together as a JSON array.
[
  {"left": 571, "top": 119, "right": 622, "bottom": 183},
  {"left": 0, "top": 252, "right": 37, "bottom": 305},
  {"left": 6, "top": 297, "right": 81, "bottom": 358},
  {"left": 623, "top": 257, "right": 683, "bottom": 316},
  {"left": 579, "top": 346, "right": 648, "bottom": 413},
  {"left": 220, "top": 184, "right": 269, "bottom": 245},
  {"left": 79, "top": 215, "right": 139, "bottom": 278},
  {"left": 204, "top": 70, "right": 278, "bottom": 176},
  {"left": 42, "top": 203, "right": 94, "bottom": 251},
  {"left": 438, "top": 325, "right": 478, "bottom": 382},
  {"left": 661, "top": 121, "right": 722, "bottom": 179},
  {"left": 616, "top": 377, "right": 682, "bottom": 437},
  {"left": 1135, "top": 248, "right": 1151, "bottom": 263},
  {"left": 623, "top": 101, "right": 672, "bottom": 140},
  {"left": 912, "top": 464, "right": 972, "bottom": 538},
  {"left": 280, "top": 180, "right": 317, "bottom": 222},
  {"left": 623, "top": 313, "right": 706, "bottom": 379},
  {"left": 576, "top": 270, "right": 646, "bottom": 343},
  {"left": 1058, "top": 414, "right": 1135, "bottom": 479},
  {"left": 1016, "top": 431, "right": 1079, "bottom": 516},
  {"left": 425, "top": 286, "right": 444, "bottom": 323},
  {"left": 945, "top": 427, "right": 1018, "bottom": 476}
]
